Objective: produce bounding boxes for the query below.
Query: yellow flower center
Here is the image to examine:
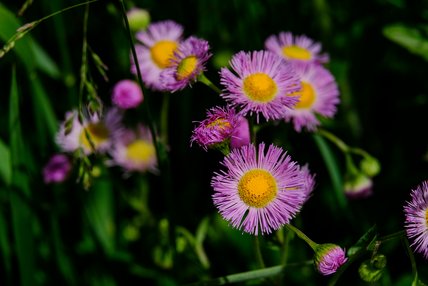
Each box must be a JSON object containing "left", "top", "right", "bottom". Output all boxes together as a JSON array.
[
  {"left": 150, "top": 40, "right": 178, "bottom": 68},
  {"left": 426, "top": 208, "right": 428, "bottom": 225},
  {"left": 206, "top": 118, "right": 231, "bottom": 130},
  {"left": 80, "top": 123, "right": 109, "bottom": 150},
  {"left": 291, "top": 81, "right": 316, "bottom": 109},
  {"left": 282, "top": 45, "right": 312, "bottom": 60},
  {"left": 126, "top": 140, "right": 155, "bottom": 163},
  {"left": 243, "top": 73, "right": 278, "bottom": 102},
  {"left": 238, "top": 169, "right": 278, "bottom": 208},
  {"left": 176, "top": 55, "right": 198, "bottom": 80}
]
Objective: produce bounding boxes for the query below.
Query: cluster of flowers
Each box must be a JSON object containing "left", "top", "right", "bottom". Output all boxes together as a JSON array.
[{"left": 43, "top": 10, "right": 428, "bottom": 278}]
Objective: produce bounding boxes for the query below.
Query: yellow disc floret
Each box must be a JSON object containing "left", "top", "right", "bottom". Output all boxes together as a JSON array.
[
  {"left": 176, "top": 55, "right": 198, "bottom": 80},
  {"left": 150, "top": 40, "right": 178, "bottom": 68},
  {"left": 282, "top": 45, "right": 312, "bottom": 60},
  {"left": 238, "top": 169, "right": 278, "bottom": 208},
  {"left": 126, "top": 140, "right": 155, "bottom": 163},
  {"left": 243, "top": 73, "right": 278, "bottom": 102},
  {"left": 80, "top": 123, "right": 110, "bottom": 151},
  {"left": 206, "top": 118, "right": 231, "bottom": 130},
  {"left": 292, "top": 81, "right": 316, "bottom": 109},
  {"left": 425, "top": 208, "right": 428, "bottom": 225}
]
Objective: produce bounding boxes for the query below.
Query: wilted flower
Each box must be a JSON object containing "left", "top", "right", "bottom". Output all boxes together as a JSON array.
[
  {"left": 43, "top": 154, "right": 72, "bottom": 184},
  {"left": 160, "top": 36, "right": 212, "bottom": 92},
  {"left": 131, "top": 20, "right": 183, "bottom": 91},
  {"left": 112, "top": 79, "right": 144, "bottom": 109},
  {"left": 219, "top": 50, "right": 300, "bottom": 122},
  {"left": 211, "top": 143, "right": 314, "bottom": 235},
  {"left": 265, "top": 31, "right": 329, "bottom": 64},
  {"left": 404, "top": 180, "right": 428, "bottom": 259}
]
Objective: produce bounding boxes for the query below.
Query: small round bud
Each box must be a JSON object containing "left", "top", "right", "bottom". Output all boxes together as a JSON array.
[
  {"left": 360, "top": 155, "right": 381, "bottom": 177},
  {"left": 127, "top": 8, "right": 151, "bottom": 32}
]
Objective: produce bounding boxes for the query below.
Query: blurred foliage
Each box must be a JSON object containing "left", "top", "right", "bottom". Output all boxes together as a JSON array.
[{"left": 0, "top": 0, "right": 428, "bottom": 285}]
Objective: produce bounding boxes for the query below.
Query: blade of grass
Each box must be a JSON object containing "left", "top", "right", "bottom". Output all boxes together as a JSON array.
[
  {"left": 0, "top": 139, "right": 11, "bottom": 186},
  {"left": 9, "top": 66, "right": 36, "bottom": 286}
]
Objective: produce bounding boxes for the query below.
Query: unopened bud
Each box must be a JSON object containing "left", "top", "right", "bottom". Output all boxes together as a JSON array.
[{"left": 360, "top": 155, "right": 381, "bottom": 177}]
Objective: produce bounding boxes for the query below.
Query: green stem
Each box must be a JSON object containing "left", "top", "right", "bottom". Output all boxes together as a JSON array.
[
  {"left": 285, "top": 224, "right": 317, "bottom": 250},
  {"left": 160, "top": 93, "right": 169, "bottom": 145},
  {"left": 78, "top": 3, "right": 89, "bottom": 115},
  {"left": 402, "top": 236, "right": 418, "bottom": 280},
  {"left": 253, "top": 236, "right": 266, "bottom": 269},
  {"left": 317, "top": 128, "right": 349, "bottom": 153},
  {"left": 378, "top": 230, "right": 405, "bottom": 243},
  {"left": 197, "top": 73, "right": 222, "bottom": 94}
]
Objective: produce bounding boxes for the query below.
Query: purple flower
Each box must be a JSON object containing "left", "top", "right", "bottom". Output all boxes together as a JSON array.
[
  {"left": 190, "top": 106, "right": 241, "bottom": 151},
  {"left": 160, "top": 36, "right": 212, "bottom": 92},
  {"left": 211, "top": 143, "right": 313, "bottom": 235},
  {"left": 219, "top": 50, "right": 300, "bottom": 123},
  {"left": 112, "top": 79, "right": 144, "bottom": 109},
  {"left": 404, "top": 180, "right": 428, "bottom": 259},
  {"left": 265, "top": 31, "right": 329, "bottom": 64},
  {"left": 283, "top": 62, "right": 340, "bottom": 132},
  {"left": 43, "top": 154, "right": 72, "bottom": 184},
  {"left": 344, "top": 172, "right": 373, "bottom": 199},
  {"left": 131, "top": 20, "right": 183, "bottom": 91},
  {"left": 230, "top": 116, "right": 250, "bottom": 149},
  {"left": 314, "top": 243, "right": 348, "bottom": 275}
]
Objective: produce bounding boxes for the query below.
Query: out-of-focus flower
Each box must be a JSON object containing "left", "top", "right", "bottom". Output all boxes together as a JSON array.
[
  {"left": 283, "top": 62, "right": 340, "bottom": 132},
  {"left": 344, "top": 172, "right": 373, "bottom": 199},
  {"left": 131, "top": 20, "right": 183, "bottom": 91},
  {"left": 109, "top": 124, "right": 157, "bottom": 174},
  {"left": 265, "top": 31, "right": 329, "bottom": 64},
  {"left": 211, "top": 143, "right": 312, "bottom": 235},
  {"left": 219, "top": 50, "right": 300, "bottom": 123},
  {"left": 112, "top": 79, "right": 143, "bottom": 109},
  {"left": 190, "top": 106, "right": 240, "bottom": 153},
  {"left": 160, "top": 36, "right": 212, "bottom": 92},
  {"left": 127, "top": 7, "right": 150, "bottom": 32},
  {"left": 404, "top": 180, "right": 428, "bottom": 259},
  {"left": 313, "top": 243, "right": 348, "bottom": 275},
  {"left": 230, "top": 116, "right": 250, "bottom": 149},
  {"left": 43, "top": 153, "right": 72, "bottom": 184},
  {"left": 56, "top": 108, "right": 121, "bottom": 155}
]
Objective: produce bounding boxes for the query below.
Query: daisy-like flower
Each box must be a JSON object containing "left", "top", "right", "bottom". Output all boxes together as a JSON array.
[
  {"left": 109, "top": 124, "right": 157, "bottom": 174},
  {"left": 220, "top": 50, "right": 301, "bottom": 122},
  {"left": 211, "top": 143, "right": 313, "bottom": 235},
  {"left": 301, "top": 164, "right": 316, "bottom": 202},
  {"left": 404, "top": 180, "right": 428, "bottom": 259},
  {"left": 160, "top": 36, "right": 212, "bottom": 92},
  {"left": 313, "top": 243, "right": 348, "bottom": 275},
  {"left": 265, "top": 31, "right": 329, "bottom": 64},
  {"left": 112, "top": 79, "right": 144, "bottom": 109},
  {"left": 43, "top": 153, "right": 72, "bottom": 184},
  {"left": 56, "top": 108, "right": 121, "bottom": 155},
  {"left": 131, "top": 20, "right": 183, "bottom": 91},
  {"left": 284, "top": 62, "right": 339, "bottom": 132},
  {"left": 190, "top": 106, "right": 241, "bottom": 152}
]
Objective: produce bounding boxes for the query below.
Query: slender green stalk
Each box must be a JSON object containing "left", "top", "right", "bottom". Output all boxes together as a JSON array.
[
  {"left": 78, "top": 3, "right": 89, "bottom": 114},
  {"left": 285, "top": 224, "right": 317, "bottom": 250},
  {"left": 378, "top": 230, "right": 405, "bottom": 243},
  {"left": 402, "top": 236, "right": 418, "bottom": 280},
  {"left": 317, "top": 128, "right": 349, "bottom": 153},
  {"left": 198, "top": 73, "right": 222, "bottom": 94},
  {"left": 253, "top": 236, "right": 266, "bottom": 269},
  {"left": 160, "top": 93, "right": 170, "bottom": 145}
]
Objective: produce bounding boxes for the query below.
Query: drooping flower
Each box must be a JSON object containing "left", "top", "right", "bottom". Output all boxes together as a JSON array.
[
  {"left": 265, "top": 31, "right": 329, "bottom": 64},
  {"left": 43, "top": 153, "right": 72, "bottom": 184},
  {"left": 112, "top": 79, "right": 144, "bottom": 109},
  {"left": 313, "top": 243, "right": 348, "bottom": 275},
  {"left": 109, "top": 124, "right": 157, "bottom": 174},
  {"left": 211, "top": 143, "right": 313, "bottom": 235},
  {"left": 344, "top": 172, "right": 373, "bottom": 199},
  {"left": 219, "top": 50, "right": 301, "bottom": 123},
  {"left": 404, "top": 180, "right": 428, "bottom": 259},
  {"left": 230, "top": 116, "right": 250, "bottom": 149},
  {"left": 190, "top": 106, "right": 241, "bottom": 152},
  {"left": 284, "top": 62, "right": 340, "bottom": 132},
  {"left": 160, "top": 36, "right": 212, "bottom": 92},
  {"left": 131, "top": 20, "right": 183, "bottom": 91},
  {"left": 56, "top": 108, "right": 121, "bottom": 155}
]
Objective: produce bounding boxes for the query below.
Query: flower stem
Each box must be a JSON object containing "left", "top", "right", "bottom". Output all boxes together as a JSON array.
[
  {"left": 285, "top": 224, "right": 318, "bottom": 250},
  {"left": 198, "top": 73, "right": 222, "bottom": 94},
  {"left": 378, "top": 230, "right": 405, "bottom": 243},
  {"left": 317, "top": 128, "right": 349, "bottom": 153},
  {"left": 253, "top": 236, "right": 266, "bottom": 269}
]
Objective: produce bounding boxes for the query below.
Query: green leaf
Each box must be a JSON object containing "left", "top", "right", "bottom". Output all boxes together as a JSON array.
[
  {"left": 383, "top": 24, "right": 428, "bottom": 61},
  {"left": 0, "top": 139, "right": 11, "bottom": 186},
  {"left": 9, "top": 67, "right": 36, "bottom": 286},
  {"left": 0, "top": 205, "right": 12, "bottom": 285},
  {"left": 0, "top": 3, "right": 60, "bottom": 77}
]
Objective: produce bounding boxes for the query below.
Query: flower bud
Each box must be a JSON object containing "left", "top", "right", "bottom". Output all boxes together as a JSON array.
[
  {"left": 360, "top": 155, "right": 381, "bottom": 177},
  {"left": 344, "top": 172, "right": 373, "bottom": 199},
  {"left": 313, "top": 243, "right": 348, "bottom": 276},
  {"left": 127, "top": 8, "right": 151, "bottom": 32},
  {"left": 358, "top": 254, "right": 387, "bottom": 283},
  {"left": 43, "top": 154, "right": 72, "bottom": 184}
]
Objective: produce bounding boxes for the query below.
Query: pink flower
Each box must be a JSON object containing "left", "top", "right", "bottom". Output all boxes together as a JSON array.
[
  {"left": 112, "top": 80, "right": 143, "bottom": 109},
  {"left": 43, "top": 154, "right": 72, "bottom": 184}
]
